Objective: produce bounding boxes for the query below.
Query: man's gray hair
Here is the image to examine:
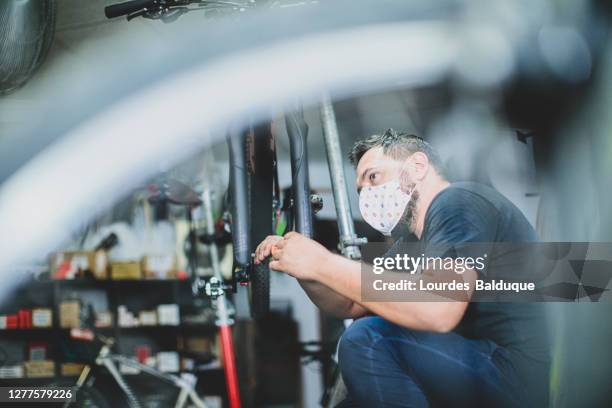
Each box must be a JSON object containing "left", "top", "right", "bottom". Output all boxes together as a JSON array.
[{"left": 348, "top": 128, "right": 446, "bottom": 177}]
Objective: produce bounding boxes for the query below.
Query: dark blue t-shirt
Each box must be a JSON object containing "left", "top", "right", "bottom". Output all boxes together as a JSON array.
[{"left": 392, "top": 182, "right": 550, "bottom": 407}]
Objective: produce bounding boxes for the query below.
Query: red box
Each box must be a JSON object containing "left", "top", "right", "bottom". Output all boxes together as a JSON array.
[
  {"left": 6, "top": 314, "right": 18, "bottom": 329},
  {"left": 28, "top": 342, "right": 48, "bottom": 361},
  {"left": 136, "top": 345, "right": 151, "bottom": 364},
  {"left": 18, "top": 309, "right": 32, "bottom": 329}
]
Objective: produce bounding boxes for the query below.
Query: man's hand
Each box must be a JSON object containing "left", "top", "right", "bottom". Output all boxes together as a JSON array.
[
  {"left": 254, "top": 235, "right": 284, "bottom": 264},
  {"left": 254, "top": 233, "right": 367, "bottom": 318},
  {"left": 268, "top": 232, "right": 331, "bottom": 281}
]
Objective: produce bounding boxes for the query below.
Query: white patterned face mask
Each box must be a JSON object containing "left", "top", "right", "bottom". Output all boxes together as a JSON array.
[{"left": 359, "top": 180, "right": 414, "bottom": 236}]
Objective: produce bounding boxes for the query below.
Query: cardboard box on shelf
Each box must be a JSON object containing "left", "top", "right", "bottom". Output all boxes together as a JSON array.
[
  {"left": 61, "top": 363, "right": 86, "bottom": 377},
  {"left": 111, "top": 261, "right": 142, "bottom": 280},
  {"left": 28, "top": 342, "right": 48, "bottom": 361},
  {"left": 92, "top": 250, "right": 109, "bottom": 279},
  {"left": 60, "top": 300, "right": 80, "bottom": 328},
  {"left": 138, "top": 310, "right": 157, "bottom": 326},
  {"left": 24, "top": 360, "right": 55, "bottom": 378},
  {"left": 32, "top": 308, "right": 53, "bottom": 328},
  {"left": 51, "top": 251, "right": 108, "bottom": 280},
  {"left": 157, "top": 304, "right": 180, "bottom": 326},
  {"left": 95, "top": 311, "right": 113, "bottom": 328},
  {"left": 185, "top": 337, "right": 214, "bottom": 353},
  {"left": 157, "top": 352, "right": 180, "bottom": 372},
  {"left": 0, "top": 365, "right": 23, "bottom": 379},
  {"left": 142, "top": 255, "right": 176, "bottom": 279}
]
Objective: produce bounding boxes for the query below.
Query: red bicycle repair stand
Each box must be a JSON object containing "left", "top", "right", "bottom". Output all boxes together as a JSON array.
[
  {"left": 219, "top": 323, "right": 241, "bottom": 408},
  {"left": 200, "top": 189, "right": 242, "bottom": 408},
  {"left": 211, "top": 284, "right": 241, "bottom": 408},
  {"left": 202, "top": 277, "right": 242, "bottom": 408}
]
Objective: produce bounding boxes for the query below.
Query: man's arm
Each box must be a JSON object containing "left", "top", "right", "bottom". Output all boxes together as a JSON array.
[
  {"left": 270, "top": 232, "right": 475, "bottom": 333},
  {"left": 315, "top": 253, "right": 475, "bottom": 332},
  {"left": 297, "top": 279, "right": 368, "bottom": 319}
]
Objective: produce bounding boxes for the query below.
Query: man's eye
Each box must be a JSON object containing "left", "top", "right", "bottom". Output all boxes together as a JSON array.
[{"left": 369, "top": 173, "right": 377, "bottom": 182}]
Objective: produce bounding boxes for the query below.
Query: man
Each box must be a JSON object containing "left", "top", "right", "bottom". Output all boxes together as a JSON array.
[{"left": 254, "top": 129, "right": 550, "bottom": 407}]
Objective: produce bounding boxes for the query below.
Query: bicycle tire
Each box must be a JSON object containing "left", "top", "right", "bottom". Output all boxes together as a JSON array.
[
  {"left": 0, "top": 0, "right": 56, "bottom": 94},
  {"left": 246, "top": 122, "right": 275, "bottom": 319},
  {"left": 249, "top": 261, "right": 270, "bottom": 319}
]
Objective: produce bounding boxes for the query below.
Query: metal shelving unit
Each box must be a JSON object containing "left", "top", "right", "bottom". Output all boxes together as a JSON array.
[{"left": 0, "top": 277, "right": 221, "bottom": 390}]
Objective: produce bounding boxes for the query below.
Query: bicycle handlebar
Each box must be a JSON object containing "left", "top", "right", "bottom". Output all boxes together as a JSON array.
[{"left": 105, "top": 0, "right": 156, "bottom": 18}]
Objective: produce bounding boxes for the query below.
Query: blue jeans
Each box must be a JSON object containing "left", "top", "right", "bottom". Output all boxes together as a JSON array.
[{"left": 337, "top": 317, "right": 528, "bottom": 408}]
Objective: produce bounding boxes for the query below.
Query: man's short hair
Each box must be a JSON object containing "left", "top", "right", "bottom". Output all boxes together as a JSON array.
[{"left": 348, "top": 128, "right": 446, "bottom": 177}]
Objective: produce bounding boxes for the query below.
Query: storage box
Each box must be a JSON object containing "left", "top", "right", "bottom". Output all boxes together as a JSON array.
[
  {"left": 32, "top": 308, "right": 53, "bottom": 328},
  {"left": 157, "top": 304, "right": 180, "bottom": 326},
  {"left": 185, "top": 337, "right": 214, "bottom": 353},
  {"left": 139, "top": 310, "right": 157, "bottom": 326},
  {"left": 60, "top": 300, "right": 80, "bottom": 328},
  {"left": 0, "top": 365, "right": 23, "bottom": 378},
  {"left": 111, "top": 261, "right": 142, "bottom": 280},
  {"left": 61, "top": 363, "right": 86, "bottom": 377},
  {"left": 142, "top": 255, "right": 176, "bottom": 279},
  {"left": 28, "top": 342, "right": 48, "bottom": 361},
  {"left": 6, "top": 314, "right": 18, "bottom": 329},
  {"left": 136, "top": 345, "right": 151, "bottom": 364},
  {"left": 95, "top": 311, "right": 113, "bottom": 328},
  {"left": 51, "top": 251, "right": 108, "bottom": 279},
  {"left": 92, "top": 250, "right": 109, "bottom": 279},
  {"left": 18, "top": 309, "right": 32, "bottom": 328},
  {"left": 157, "top": 352, "right": 179, "bottom": 372},
  {"left": 24, "top": 360, "right": 55, "bottom": 378}
]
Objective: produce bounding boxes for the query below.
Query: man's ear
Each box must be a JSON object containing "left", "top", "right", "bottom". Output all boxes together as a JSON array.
[{"left": 407, "top": 152, "right": 429, "bottom": 181}]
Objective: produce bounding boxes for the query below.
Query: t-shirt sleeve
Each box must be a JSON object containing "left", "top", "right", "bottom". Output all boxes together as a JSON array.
[
  {"left": 425, "top": 188, "right": 497, "bottom": 243},
  {"left": 424, "top": 188, "right": 498, "bottom": 276}
]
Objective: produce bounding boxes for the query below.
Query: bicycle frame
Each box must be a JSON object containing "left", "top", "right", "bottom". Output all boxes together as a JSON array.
[
  {"left": 319, "top": 96, "right": 366, "bottom": 260},
  {"left": 227, "top": 126, "right": 251, "bottom": 287},
  {"left": 69, "top": 342, "right": 207, "bottom": 408},
  {"left": 285, "top": 109, "right": 313, "bottom": 238},
  {"left": 226, "top": 110, "right": 313, "bottom": 287}
]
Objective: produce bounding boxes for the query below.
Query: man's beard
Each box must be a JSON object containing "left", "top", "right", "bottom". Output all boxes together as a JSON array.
[{"left": 402, "top": 188, "right": 419, "bottom": 234}]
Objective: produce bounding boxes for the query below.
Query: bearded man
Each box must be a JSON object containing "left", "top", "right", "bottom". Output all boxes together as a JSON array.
[{"left": 254, "top": 129, "right": 550, "bottom": 407}]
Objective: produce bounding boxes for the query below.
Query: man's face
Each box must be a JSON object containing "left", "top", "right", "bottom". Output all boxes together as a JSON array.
[
  {"left": 355, "top": 146, "right": 406, "bottom": 193},
  {"left": 356, "top": 146, "right": 420, "bottom": 232}
]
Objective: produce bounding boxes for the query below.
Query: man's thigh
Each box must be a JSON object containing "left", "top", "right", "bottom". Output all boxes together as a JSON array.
[{"left": 338, "top": 316, "right": 526, "bottom": 407}]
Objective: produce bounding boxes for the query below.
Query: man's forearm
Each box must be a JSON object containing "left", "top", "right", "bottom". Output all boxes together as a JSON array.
[
  {"left": 297, "top": 278, "right": 367, "bottom": 318},
  {"left": 314, "top": 253, "right": 471, "bottom": 332}
]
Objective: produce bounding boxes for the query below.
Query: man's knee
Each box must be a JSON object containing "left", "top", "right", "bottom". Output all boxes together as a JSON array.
[
  {"left": 338, "top": 317, "right": 400, "bottom": 365},
  {"left": 341, "top": 317, "right": 385, "bottom": 347},
  {"left": 338, "top": 317, "right": 428, "bottom": 405}
]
